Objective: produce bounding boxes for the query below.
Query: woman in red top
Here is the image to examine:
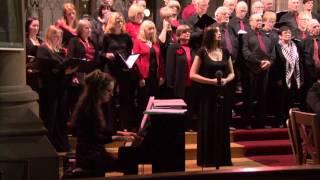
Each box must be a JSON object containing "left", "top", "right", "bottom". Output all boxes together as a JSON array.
[
  {"left": 66, "top": 19, "right": 101, "bottom": 125},
  {"left": 166, "top": 24, "right": 196, "bottom": 130},
  {"left": 125, "top": 3, "right": 145, "bottom": 41},
  {"left": 133, "top": 20, "right": 164, "bottom": 120},
  {"left": 56, "top": 3, "right": 78, "bottom": 47}
]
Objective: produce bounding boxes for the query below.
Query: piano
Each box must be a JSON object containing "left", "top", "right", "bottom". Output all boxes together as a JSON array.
[{"left": 121, "top": 96, "right": 187, "bottom": 173}]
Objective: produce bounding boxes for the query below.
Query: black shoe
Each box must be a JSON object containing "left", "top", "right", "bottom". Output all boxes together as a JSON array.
[{"left": 63, "top": 167, "right": 105, "bottom": 179}]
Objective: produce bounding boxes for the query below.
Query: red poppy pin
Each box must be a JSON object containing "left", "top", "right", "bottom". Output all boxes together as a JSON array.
[{"left": 176, "top": 48, "right": 184, "bottom": 56}]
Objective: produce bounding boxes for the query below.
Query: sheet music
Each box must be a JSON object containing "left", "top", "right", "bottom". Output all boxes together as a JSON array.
[
  {"left": 118, "top": 53, "right": 140, "bottom": 69},
  {"left": 144, "top": 108, "right": 187, "bottom": 115},
  {"left": 153, "top": 99, "right": 187, "bottom": 107},
  {"left": 238, "top": 29, "right": 247, "bottom": 34}
]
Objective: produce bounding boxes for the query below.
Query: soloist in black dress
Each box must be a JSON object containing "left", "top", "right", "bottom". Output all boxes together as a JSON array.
[{"left": 196, "top": 48, "right": 232, "bottom": 167}]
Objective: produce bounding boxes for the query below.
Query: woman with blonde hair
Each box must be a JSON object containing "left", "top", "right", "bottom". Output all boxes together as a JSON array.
[
  {"left": 67, "top": 19, "right": 101, "bottom": 117},
  {"left": 68, "top": 19, "right": 99, "bottom": 66},
  {"left": 125, "top": 3, "right": 145, "bottom": 41},
  {"left": 102, "top": 12, "right": 137, "bottom": 131},
  {"left": 36, "top": 25, "right": 78, "bottom": 152},
  {"left": 56, "top": 2, "right": 78, "bottom": 46},
  {"left": 133, "top": 20, "right": 164, "bottom": 120}
]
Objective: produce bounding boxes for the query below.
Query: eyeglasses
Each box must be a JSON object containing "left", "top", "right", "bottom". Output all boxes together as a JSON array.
[{"left": 181, "top": 30, "right": 191, "bottom": 34}]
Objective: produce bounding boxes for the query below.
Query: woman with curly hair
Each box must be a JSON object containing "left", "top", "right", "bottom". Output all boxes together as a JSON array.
[{"left": 68, "top": 70, "right": 138, "bottom": 177}]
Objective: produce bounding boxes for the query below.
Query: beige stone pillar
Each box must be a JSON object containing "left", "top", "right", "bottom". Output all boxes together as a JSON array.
[{"left": 0, "top": 1, "right": 58, "bottom": 180}]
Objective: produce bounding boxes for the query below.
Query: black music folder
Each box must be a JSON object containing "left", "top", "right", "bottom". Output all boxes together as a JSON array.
[
  {"left": 195, "top": 14, "right": 216, "bottom": 29},
  {"left": 37, "top": 57, "right": 93, "bottom": 72}
]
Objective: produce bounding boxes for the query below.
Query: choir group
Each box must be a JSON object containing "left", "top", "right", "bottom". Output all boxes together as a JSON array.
[{"left": 24, "top": 0, "right": 320, "bottom": 176}]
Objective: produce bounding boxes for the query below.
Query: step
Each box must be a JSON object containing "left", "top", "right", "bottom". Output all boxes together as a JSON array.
[
  {"left": 237, "top": 139, "right": 292, "bottom": 156},
  {"left": 231, "top": 128, "right": 289, "bottom": 142},
  {"left": 185, "top": 142, "right": 245, "bottom": 160},
  {"left": 185, "top": 131, "right": 197, "bottom": 144},
  {"left": 247, "top": 154, "right": 295, "bottom": 166}
]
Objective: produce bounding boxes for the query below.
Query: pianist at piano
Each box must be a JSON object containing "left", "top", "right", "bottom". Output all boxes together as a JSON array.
[{"left": 64, "top": 70, "right": 140, "bottom": 177}]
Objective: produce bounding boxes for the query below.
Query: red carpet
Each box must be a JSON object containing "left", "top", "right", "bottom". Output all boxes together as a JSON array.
[
  {"left": 238, "top": 139, "right": 292, "bottom": 156},
  {"left": 249, "top": 155, "right": 295, "bottom": 166},
  {"left": 232, "top": 128, "right": 296, "bottom": 166},
  {"left": 232, "top": 128, "right": 289, "bottom": 142}
]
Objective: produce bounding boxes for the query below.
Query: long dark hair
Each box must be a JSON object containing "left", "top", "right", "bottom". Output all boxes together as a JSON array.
[
  {"left": 201, "top": 26, "right": 221, "bottom": 51},
  {"left": 70, "top": 70, "right": 115, "bottom": 129},
  {"left": 98, "top": 4, "right": 110, "bottom": 19},
  {"left": 25, "top": 17, "right": 39, "bottom": 38}
]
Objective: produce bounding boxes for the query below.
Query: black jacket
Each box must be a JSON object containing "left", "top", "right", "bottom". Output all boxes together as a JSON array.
[
  {"left": 242, "top": 29, "right": 276, "bottom": 74},
  {"left": 166, "top": 43, "right": 195, "bottom": 97},
  {"left": 67, "top": 37, "right": 102, "bottom": 73},
  {"left": 272, "top": 40, "right": 304, "bottom": 87}
]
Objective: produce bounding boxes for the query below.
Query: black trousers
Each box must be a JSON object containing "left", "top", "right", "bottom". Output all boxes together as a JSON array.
[{"left": 247, "top": 70, "right": 269, "bottom": 127}]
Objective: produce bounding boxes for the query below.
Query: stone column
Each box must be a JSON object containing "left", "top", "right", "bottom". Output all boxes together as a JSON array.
[{"left": 0, "top": 1, "right": 58, "bottom": 180}]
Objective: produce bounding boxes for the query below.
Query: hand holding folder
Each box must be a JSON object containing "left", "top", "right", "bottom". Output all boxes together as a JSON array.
[
  {"left": 195, "top": 14, "right": 216, "bottom": 30},
  {"left": 116, "top": 52, "right": 140, "bottom": 69}
]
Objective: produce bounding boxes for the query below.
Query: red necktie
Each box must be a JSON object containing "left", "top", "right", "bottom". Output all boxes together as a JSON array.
[
  {"left": 224, "top": 29, "right": 233, "bottom": 54},
  {"left": 256, "top": 32, "right": 267, "bottom": 53},
  {"left": 239, "top": 20, "right": 245, "bottom": 30},
  {"left": 302, "top": 31, "right": 306, "bottom": 40},
  {"left": 313, "top": 38, "right": 319, "bottom": 64}
]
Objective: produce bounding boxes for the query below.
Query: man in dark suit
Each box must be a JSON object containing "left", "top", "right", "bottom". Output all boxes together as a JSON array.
[
  {"left": 261, "top": 0, "right": 274, "bottom": 12},
  {"left": 229, "top": 1, "right": 250, "bottom": 127},
  {"left": 183, "top": 0, "right": 211, "bottom": 51},
  {"left": 242, "top": 13, "right": 276, "bottom": 128},
  {"left": 306, "top": 64, "right": 320, "bottom": 115},
  {"left": 229, "top": 1, "right": 250, "bottom": 37},
  {"left": 213, "top": 6, "right": 238, "bottom": 61},
  {"left": 278, "top": 0, "right": 300, "bottom": 31},
  {"left": 223, "top": 0, "right": 237, "bottom": 19},
  {"left": 301, "top": 19, "right": 320, "bottom": 110},
  {"left": 292, "top": 12, "right": 310, "bottom": 41}
]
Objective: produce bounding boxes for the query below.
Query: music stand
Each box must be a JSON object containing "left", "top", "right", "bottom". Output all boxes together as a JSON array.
[{"left": 136, "top": 96, "right": 187, "bottom": 173}]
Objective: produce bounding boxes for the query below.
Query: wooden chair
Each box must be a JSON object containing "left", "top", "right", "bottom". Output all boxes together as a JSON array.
[
  {"left": 288, "top": 108, "right": 302, "bottom": 164},
  {"left": 289, "top": 109, "right": 320, "bottom": 165}
]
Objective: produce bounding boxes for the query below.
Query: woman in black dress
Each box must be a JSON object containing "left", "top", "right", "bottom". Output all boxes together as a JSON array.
[
  {"left": 25, "top": 17, "right": 42, "bottom": 93},
  {"left": 103, "top": 12, "right": 138, "bottom": 130},
  {"left": 68, "top": 70, "right": 138, "bottom": 177},
  {"left": 36, "top": 25, "right": 77, "bottom": 152},
  {"left": 190, "top": 26, "right": 235, "bottom": 168}
]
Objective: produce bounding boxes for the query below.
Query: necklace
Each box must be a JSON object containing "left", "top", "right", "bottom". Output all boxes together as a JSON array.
[
  {"left": 30, "top": 36, "right": 40, "bottom": 46},
  {"left": 207, "top": 49, "right": 222, "bottom": 61}
]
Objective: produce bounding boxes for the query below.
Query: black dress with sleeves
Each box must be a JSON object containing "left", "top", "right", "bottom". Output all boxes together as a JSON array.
[{"left": 36, "top": 44, "right": 71, "bottom": 152}]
